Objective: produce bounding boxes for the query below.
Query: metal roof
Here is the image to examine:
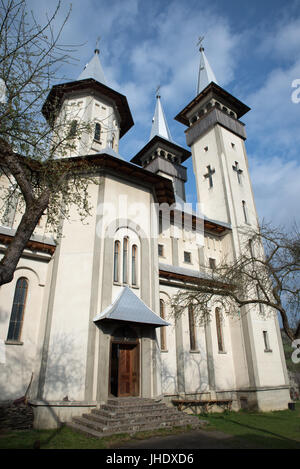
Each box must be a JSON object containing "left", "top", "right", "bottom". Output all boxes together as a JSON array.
[
  {"left": 93, "top": 286, "right": 170, "bottom": 327},
  {"left": 197, "top": 47, "right": 218, "bottom": 95},
  {"left": 150, "top": 92, "right": 173, "bottom": 142},
  {"left": 78, "top": 49, "right": 107, "bottom": 85}
]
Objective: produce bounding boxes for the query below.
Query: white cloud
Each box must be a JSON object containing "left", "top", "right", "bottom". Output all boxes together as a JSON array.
[{"left": 249, "top": 156, "right": 300, "bottom": 226}]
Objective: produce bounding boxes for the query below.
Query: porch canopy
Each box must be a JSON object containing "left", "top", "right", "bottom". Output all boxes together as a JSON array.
[{"left": 93, "top": 287, "right": 169, "bottom": 327}]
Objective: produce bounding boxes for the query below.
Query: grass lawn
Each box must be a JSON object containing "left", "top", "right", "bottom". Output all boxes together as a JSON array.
[
  {"left": 0, "top": 424, "right": 197, "bottom": 450},
  {"left": 201, "top": 402, "right": 300, "bottom": 449},
  {"left": 0, "top": 404, "right": 299, "bottom": 449}
]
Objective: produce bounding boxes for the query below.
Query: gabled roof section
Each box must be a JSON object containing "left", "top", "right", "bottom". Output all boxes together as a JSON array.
[
  {"left": 93, "top": 287, "right": 169, "bottom": 327},
  {"left": 78, "top": 48, "right": 107, "bottom": 85}
]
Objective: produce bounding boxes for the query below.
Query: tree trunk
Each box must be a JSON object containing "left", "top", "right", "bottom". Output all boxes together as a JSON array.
[{"left": 0, "top": 191, "right": 50, "bottom": 286}]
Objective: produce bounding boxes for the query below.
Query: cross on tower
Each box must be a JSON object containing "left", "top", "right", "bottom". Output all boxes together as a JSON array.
[
  {"left": 95, "top": 36, "right": 101, "bottom": 54},
  {"left": 204, "top": 165, "right": 215, "bottom": 188},
  {"left": 232, "top": 161, "right": 243, "bottom": 184},
  {"left": 197, "top": 35, "right": 205, "bottom": 51}
]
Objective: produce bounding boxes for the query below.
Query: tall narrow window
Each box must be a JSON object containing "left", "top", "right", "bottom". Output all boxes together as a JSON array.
[
  {"left": 215, "top": 307, "right": 224, "bottom": 352},
  {"left": 7, "top": 277, "right": 28, "bottom": 342},
  {"left": 160, "top": 300, "right": 167, "bottom": 351},
  {"left": 184, "top": 251, "right": 191, "bottom": 263},
  {"left": 68, "top": 119, "right": 78, "bottom": 138},
  {"left": 158, "top": 212, "right": 163, "bottom": 234},
  {"left": 123, "top": 237, "right": 128, "bottom": 284},
  {"left": 132, "top": 245, "right": 137, "bottom": 286},
  {"left": 242, "top": 200, "right": 248, "bottom": 223},
  {"left": 248, "top": 239, "right": 254, "bottom": 258},
  {"left": 94, "top": 122, "right": 101, "bottom": 141},
  {"left": 188, "top": 304, "right": 197, "bottom": 351},
  {"left": 158, "top": 244, "right": 164, "bottom": 257},
  {"left": 263, "top": 331, "right": 271, "bottom": 352},
  {"left": 113, "top": 240, "right": 120, "bottom": 283}
]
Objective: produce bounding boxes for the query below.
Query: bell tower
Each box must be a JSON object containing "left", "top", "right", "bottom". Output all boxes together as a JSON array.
[
  {"left": 175, "top": 40, "right": 259, "bottom": 249},
  {"left": 42, "top": 43, "right": 133, "bottom": 158},
  {"left": 131, "top": 88, "right": 190, "bottom": 202}
]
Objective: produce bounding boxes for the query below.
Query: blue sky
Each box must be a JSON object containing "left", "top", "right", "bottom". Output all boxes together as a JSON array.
[{"left": 28, "top": 0, "right": 300, "bottom": 228}]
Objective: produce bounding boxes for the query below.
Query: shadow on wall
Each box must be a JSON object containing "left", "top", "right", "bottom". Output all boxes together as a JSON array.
[
  {"left": 159, "top": 345, "right": 210, "bottom": 395},
  {"left": 159, "top": 344, "right": 236, "bottom": 396},
  {"left": 37, "top": 331, "right": 87, "bottom": 402},
  {"left": 0, "top": 329, "right": 86, "bottom": 402}
]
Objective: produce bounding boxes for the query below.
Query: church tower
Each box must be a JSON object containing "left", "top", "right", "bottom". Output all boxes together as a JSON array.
[
  {"left": 174, "top": 40, "right": 290, "bottom": 403},
  {"left": 42, "top": 44, "right": 133, "bottom": 158},
  {"left": 175, "top": 40, "right": 259, "bottom": 253},
  {"left": 131, "top": 88, "right": 190, "bottom": 203}
]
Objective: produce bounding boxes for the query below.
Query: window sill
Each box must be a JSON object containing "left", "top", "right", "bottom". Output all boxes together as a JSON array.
[
  {"left": 113, "top": 282, "right": 139, "bottom": 289},
  {"left": 264, "top": 349, "right": 273, "bottom": 353},
  {"left": 160, "top": 349, "right": 168, "bottom": 353},
  {"left": 189, "top": 349, "right": 200, "bottom": 354},
  {"left": 5, "top": 340, "right": 23, "bottom": 346},
  {"left": 218, "top": 350, "right": 227, "bottom": 354}
]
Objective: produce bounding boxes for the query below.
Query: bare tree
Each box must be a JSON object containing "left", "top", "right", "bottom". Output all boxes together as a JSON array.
[
  {"left": 171, "top": 223, "right": 300, "bottom": 343},
  {"left": 0, "top": 0, "right": 97, "bottom": 286}
]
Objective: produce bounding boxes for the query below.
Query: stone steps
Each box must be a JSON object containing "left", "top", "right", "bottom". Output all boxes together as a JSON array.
[{"left": 66, "top": 397, "right": 204, "bottom": 439}]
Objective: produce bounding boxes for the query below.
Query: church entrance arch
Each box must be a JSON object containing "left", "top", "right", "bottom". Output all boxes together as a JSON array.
[{"left": 109, "top": 325, "right": 140, "bottom": 397}]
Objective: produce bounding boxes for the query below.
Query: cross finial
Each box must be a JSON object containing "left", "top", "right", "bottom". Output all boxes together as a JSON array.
[
  {"left": 95, "top": 36, "right": 101, "bottom": 54},
  {"left": 197, "top": 35, "right": 205, "bottom": 51},
  {"left": 156, "top": 85, "right": 161, "bottom": 98}
]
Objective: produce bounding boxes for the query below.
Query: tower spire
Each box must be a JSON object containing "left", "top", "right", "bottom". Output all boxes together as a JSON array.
[
  {"left": 196, "top": 37, "right": 218, "bottom": 95},
  {"left": 149, "top": 87, "right": 173, "bottom": 142},
  {"left": 78, "top": 39, "right": 107, "bottom": 85}
]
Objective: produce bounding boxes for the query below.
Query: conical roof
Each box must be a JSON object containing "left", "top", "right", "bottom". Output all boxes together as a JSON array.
[
  {"left": 78, "top": 48, "right": 107, "bottom": 85},
  {"left": 197, "top": 46, "right": 218, "bottom": 94},
  {"left": 149, "top": 90, "right": 173, "bottom": 142}
]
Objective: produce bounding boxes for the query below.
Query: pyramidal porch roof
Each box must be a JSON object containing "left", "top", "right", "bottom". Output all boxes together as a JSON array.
[{"left": 93, "top": 287, "right": 170, "bottom": 327}]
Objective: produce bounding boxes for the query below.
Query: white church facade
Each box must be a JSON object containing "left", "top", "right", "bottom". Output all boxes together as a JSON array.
[{"left": 0, "top": 43, "right": 290, "bottom": 429}]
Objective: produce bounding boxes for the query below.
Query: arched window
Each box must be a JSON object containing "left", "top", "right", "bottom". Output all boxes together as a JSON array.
[
  {"left": 68, "top": 119, "right": 78, "bottom": 138},
  {"left": 94, "top": 122, "right": 101, "bottom": 141},
  {"left": 123, "top": 237, "right": 129, "bottom": 284},
  {"left": 160, "top": 300, "right": 167, "bottom": 351},
  {"left": 215, "top": 307, "right": 224, "bottom": 352},
  {"left": 113, "top": 240, "right": 120, "bottom": 283},
  {"left": 188, "top": 304, "right": 197, "bottom": 351},
  {"left": 132, "top": 244, "right": 137, "bottom": 286},
  {"left": 7, "top": 277, "right": 28, "bottom": 342}
]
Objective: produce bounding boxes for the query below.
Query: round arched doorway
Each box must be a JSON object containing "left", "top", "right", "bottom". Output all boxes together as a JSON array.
[{"left": 109, "top": 325, "right": 140, "bottom": 397}]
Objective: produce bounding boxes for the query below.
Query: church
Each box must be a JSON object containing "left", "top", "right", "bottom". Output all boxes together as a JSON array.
[{"left": 0, "top": 41, "right": 290, "bottom": 429}]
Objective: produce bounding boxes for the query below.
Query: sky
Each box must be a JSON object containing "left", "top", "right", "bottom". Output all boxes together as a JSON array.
[{"left": 26, "top": 0, "right": 300, "bottom": 229}]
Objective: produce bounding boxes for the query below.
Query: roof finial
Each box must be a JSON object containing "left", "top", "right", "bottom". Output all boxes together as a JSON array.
[
  {"left": 95, "top": 36, "right": 101, "bottom": 54},
  {"left": 156, "top": 84, "right": 161, "bottom": 98},
  {"left": 197, "top": 35, "right": 205, "bottom": 52},
  {"left": 196, "top": 36, "right": 218, "bottom": 94}
]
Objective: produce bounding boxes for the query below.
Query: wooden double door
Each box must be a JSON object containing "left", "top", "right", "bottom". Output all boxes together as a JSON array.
[{"left": 110, "top": 342, "right": 140, "bottom": 397}]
